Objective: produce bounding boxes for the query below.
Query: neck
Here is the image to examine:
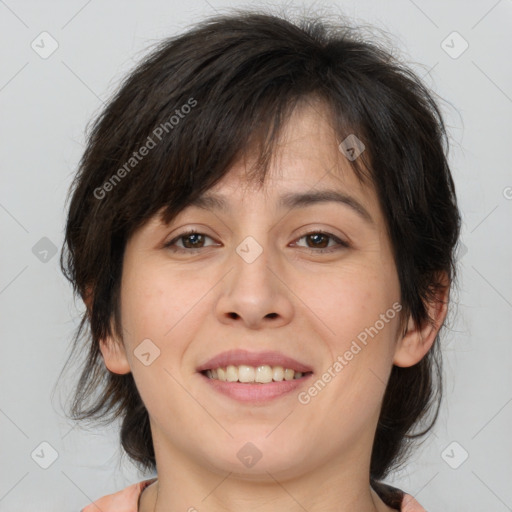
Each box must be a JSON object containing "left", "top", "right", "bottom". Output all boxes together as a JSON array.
[{"left": 139, "top": 440, "right": 394, "bottom": 512}]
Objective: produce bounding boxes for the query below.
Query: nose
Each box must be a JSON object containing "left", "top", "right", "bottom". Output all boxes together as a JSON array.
[{"left": 214, "top": 243, "right": 294, "bottom": 330}]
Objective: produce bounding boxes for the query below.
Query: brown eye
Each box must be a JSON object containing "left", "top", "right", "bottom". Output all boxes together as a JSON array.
[
  {"left": 164, "top": 230, "right": 216, "bottom": 252},
  {"left": 305, "top": 233, "right": 330, "bottom": 249},
  {"left": 294, "top": 231, "right": 349, "bottom": 254},
  {"left": 180, "top": 233, "right": 206, "bottom": 249}
]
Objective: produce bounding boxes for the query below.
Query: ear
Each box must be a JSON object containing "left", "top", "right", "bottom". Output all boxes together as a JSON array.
[
  {"left": 82, "top": 285, "right": 94, "bottom": 320},
  {"left": 98, "top": 336, "right": 131, "bottom": 375},
  {"left": 393, "top": 272, "right": 450, "bottom": 367},
  {"left": 83, "top": 286, "right": 131, "bottom": 375}
]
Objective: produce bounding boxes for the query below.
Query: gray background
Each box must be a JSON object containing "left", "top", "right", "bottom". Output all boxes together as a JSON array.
[{"left": 1, "top": 0, "right": 511, "bottom": 510}]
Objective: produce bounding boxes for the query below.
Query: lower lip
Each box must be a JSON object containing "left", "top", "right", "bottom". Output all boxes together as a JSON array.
[{"left": 199, "top": 372, "right": 313, "bottom": 403}]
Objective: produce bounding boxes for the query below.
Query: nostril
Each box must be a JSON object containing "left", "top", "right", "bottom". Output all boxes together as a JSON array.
[{"left": 228, "top": 312, "right": 239, "bottom": 319}]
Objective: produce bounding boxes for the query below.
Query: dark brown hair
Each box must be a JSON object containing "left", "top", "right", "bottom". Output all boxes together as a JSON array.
[{"left": 58, "top": 9, "right": 460, "bottom": 508}]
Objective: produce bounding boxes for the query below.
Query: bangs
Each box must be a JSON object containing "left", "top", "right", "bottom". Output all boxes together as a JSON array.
[{"left": 85, "top": 17, "right": 373, "bottom": 239}]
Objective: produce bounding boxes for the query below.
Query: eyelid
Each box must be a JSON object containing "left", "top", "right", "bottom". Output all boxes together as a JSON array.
[
  {"left": 289, "top": 230, "right": 350, "bottom": 256},
  {"left": 294, "top": 224, "right": 349, "bottom": 242},
  {"left": 164, "top": 226, "right": 350, "bottom": 254},
  {"left": 163, "top": 228, "right": 218, "bottom": 250}
]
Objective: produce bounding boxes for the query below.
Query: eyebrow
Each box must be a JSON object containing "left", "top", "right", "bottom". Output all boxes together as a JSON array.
[{"left": 189, "top": 189, "right": 374, "bottom": 225}]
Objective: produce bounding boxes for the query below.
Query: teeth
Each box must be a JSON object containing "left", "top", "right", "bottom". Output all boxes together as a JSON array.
[
  {"left": 284, "top": 368, "right": 295, "bottom": 381},
  {"left": 205, "top": 365, "right": 306, "bottom": 383},
  {"left": 256, "top": 365, "right": 273, "bottom": 383},
  {"left": 238, "top": 365, "right": 255, "bottom": 383},
  {"left": 226, "top": 365, "right": 238, "bottom": 382},
  {"left": 273, "top": 366, "right": 284, "bottom": 381}
]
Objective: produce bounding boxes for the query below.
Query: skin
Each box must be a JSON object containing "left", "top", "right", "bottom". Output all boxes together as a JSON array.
[{"left": 94, "top": 100, "right": 448, "bottom": 512}]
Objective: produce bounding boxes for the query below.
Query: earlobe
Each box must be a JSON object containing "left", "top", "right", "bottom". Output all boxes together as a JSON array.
[
  {"left": 393, "top": 315, "right": 433, "bottom": 367},
  {"left": 393, "top": 275, "right": 450, "bottom": 367},
  {"left": 83, "top": 285, "right": 131, "bottom": 375},
  {"left": 99, "top": 336, "right": 132, "bottom": 375},
  {"left": 83, "top": 285, "right": 94, "bottom": 319}
]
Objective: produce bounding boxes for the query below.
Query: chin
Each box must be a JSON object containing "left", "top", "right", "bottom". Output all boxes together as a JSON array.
[{"left": 199, "top": 436, "right": 312, "bottom": 480}]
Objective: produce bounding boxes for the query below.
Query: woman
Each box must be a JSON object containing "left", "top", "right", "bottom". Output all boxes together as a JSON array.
[{"left": 60, "top": 10, "right": 461, "bottom": 511}]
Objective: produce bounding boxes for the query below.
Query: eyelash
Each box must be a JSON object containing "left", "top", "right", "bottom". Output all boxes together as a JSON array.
[{"left": 164, "top": 228, "right": 349, "bottom": 254}]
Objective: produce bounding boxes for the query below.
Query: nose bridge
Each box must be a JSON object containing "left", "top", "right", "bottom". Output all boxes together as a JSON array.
[
  {"left": 215, "top": 230, "right": 294, "bottom": 328},
  {"left": 231, "top": 232, "right": 275, "bottom": 305}
]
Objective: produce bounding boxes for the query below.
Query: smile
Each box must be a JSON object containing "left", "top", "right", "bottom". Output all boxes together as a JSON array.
[{"left": 202, "top": 364, "right": 313, "bottom": 383}]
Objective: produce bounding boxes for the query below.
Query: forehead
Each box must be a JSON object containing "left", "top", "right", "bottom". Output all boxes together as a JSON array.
[
  {"left": 146, "top": 99, "right": 384, "bottom": 237},
  {"left": 196, "top": 102, "right": 378, "bottom": 217}
]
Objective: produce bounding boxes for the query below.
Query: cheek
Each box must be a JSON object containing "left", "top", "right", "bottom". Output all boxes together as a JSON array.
[
  {"left": 120, "top": 260, "right": 203, "bottom": 341},
  {"left": 297, "top": 262, "right": 400, "bottom": 404},
  {"left": 116, "top": 265, "right": 191, "bottom": 400},
  {"left": 299, "top": 261, "right": 399, "bottom": 341},
  {"left": 119, "top": 259, "right": 220, "bottom": 391},
  {"left": 117, "top": 264, "right": 202, "bottom": 417}
]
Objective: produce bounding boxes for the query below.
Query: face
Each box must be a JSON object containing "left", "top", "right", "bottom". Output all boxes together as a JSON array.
[{"left": 100, "top": 101, "right": 423, "bottom": 482}]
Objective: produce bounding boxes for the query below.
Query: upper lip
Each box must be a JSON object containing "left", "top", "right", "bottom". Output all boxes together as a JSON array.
[{"left": 197, "top": 349, "right": 314, "bottom": 373}]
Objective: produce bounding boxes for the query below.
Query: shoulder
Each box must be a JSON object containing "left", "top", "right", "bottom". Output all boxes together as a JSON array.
[
  {"left": 81, "top": 478, "right": 157, "bottom": 512},
  {"left": 81, "top": 478, "right": 425, "bottom": 512},
  {"left": 401, "top": 492, "right": 426, "bottom": 512}
]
